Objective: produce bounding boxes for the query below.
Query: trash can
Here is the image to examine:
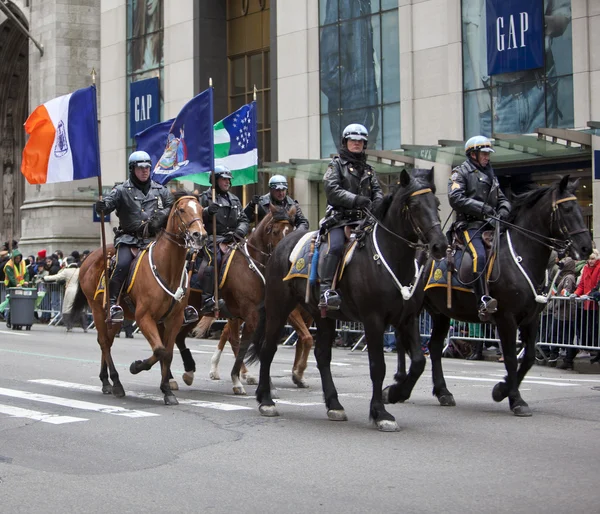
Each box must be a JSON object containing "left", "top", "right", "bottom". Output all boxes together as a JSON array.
[{"left": 7, "top": 287, "right": 37, "bottom": 330}]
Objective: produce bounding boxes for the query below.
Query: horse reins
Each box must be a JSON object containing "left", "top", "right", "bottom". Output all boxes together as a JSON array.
[{"left": 160, "top": 196, "right": 205, "bottom": 249}]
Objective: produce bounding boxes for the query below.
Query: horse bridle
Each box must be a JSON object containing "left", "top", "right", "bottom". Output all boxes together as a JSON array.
[
  {"left": 552, "top": 192, "right": 588, "bottom": 244},
  {"left": 161, "top": 196, "right": 205, "bottom": 248},
  {"left": 243, "top": 218, "right": 293, "bottom": 263}
]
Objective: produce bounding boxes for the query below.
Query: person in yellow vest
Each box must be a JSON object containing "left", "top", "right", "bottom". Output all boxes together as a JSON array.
[{"left": 3, "top": 249, "right": 29, "bottom": 287}]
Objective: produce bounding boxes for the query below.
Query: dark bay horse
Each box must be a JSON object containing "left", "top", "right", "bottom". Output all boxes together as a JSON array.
[
  {"left": 173, "top": 204, "right": 315, "bottom": 394},
  {"left": 387, "top": 176, "right": 593, "bottom": 416},
  {"left": 72, "top": 195, "right": 206, "bottom": 404},
  {"left": 247, "top": 169, "right": 448, "bottom": 431}
]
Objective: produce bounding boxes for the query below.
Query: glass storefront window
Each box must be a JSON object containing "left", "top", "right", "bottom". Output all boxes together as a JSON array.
[{"left": 319, "top": 0, "right": 401, "bottom": 157}]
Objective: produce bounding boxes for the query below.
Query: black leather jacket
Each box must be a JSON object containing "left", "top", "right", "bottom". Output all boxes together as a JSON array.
[
  {"left": 200, "top": 189, "right": 249, "bottom": 244},
  {"left": 448, "top": 159, "right": 511, "bottom": 229},
  {"left": 102, "top": 179, "right": 174, "bottom": 247},
  {"left": 243, "top": 193, "right": 309, "bottom": 230},
  {"left": 323, "top": 155, "right": 383, "bottom": 227}
]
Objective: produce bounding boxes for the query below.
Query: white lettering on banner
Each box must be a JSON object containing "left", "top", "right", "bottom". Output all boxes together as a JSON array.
[
  {"left": 134, "top": 94, "right": 153, "bottom": 123},
  {"left": 496, "top": 12, "right": 529, "bottom": 52}
]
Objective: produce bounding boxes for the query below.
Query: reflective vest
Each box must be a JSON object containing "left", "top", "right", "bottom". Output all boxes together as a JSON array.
[{"left": 4, "top": 260, "right": 26, "bottom": 286}]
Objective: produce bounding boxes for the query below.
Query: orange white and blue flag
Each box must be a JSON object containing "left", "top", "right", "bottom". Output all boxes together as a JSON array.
[{"left": 21, "top": 85, "right": 100, "bottom": 184}]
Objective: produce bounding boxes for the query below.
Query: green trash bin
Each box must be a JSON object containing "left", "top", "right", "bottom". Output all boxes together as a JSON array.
[{"left": 8, "top": 287, "right": 37, "bottom": 330}]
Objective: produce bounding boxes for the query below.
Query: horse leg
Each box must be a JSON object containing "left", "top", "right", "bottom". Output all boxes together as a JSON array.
[
  {"left": 209, "top": 320, "right": 229, "bottom": 380},
  {"left": 382, "top": 315, "right": 426, "bottom": 406},
  {"left": 159, "top": 317, "right": 180, "bottom": 405},
  {"left": 427, "top": 314, "right": 455, "bottom": 406},
  {"left": 129, "top": 314, "right": 164, "bottom": 375},
  {"left": 313, "top": 318, "right": 347, "bottom": 422},
  {"left": 92, "top": 304, "right": 125, "bottom": 398},
  {"left": 492, "top": 316, "right": 532, "bottom": 416},
  {"left": 231, "top": 319, "right": 256, "bottom": 386},
  {"left": 289, "top": 309, "right": 313, "bottom": 388},
  {"left": 232, "top": 318, "right": 256, "bottom": 395},
  {"left": 176, "top": 325, "right": 196, "bottom": 386}
]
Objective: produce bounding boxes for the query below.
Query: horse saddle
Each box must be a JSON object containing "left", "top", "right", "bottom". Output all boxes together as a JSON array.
[{"left": 94, "top": 246, "right": 144, "bottom": 299}]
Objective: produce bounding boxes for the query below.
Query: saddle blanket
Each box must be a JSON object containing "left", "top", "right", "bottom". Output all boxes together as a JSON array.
[
  {"left": 94, "top": 245, "right": 149, "bottom": 300},
  {"left": 283, "top": 231, "right": 358, "bottom": 283},
  {"left": 218, "top": 248, "right": 237, "bottom": 289},
  {"left": 424, "top": 252, "right": 473, "bottom": 293}
]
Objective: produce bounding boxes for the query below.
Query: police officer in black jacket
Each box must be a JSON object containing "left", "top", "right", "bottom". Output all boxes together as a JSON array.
[
  {"left": 198, "top": 165, "right": 249, "bottom": 313},
  {"left": 243, "top": 174, "right": 309, "bottom": 230},
  {"left": 449, "top": 135, "right": 511, "bottom": 320},
  {"left": 320, "top": 123, "right": 383, "bottom": 309}
]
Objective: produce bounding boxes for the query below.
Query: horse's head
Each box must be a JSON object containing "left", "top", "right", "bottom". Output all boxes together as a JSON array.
[
  {"left": 549, "top": 176, "right": 593, "bottom": 260},
  {"left": 382, "top": 169, "right": 447, "bottom": 260},
  {"left": 166, "top": 194, "right": 207, "bottom": 250},
  {"left": 252, "top": 204, "right": 296, "bottom": 254}
]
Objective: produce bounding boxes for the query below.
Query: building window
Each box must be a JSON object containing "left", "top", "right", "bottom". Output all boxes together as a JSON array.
[
  {"left": 319, "top": 0, "right": 400, "bottom": 158},
  {"left": 462, "top": 0, "right": 574, "bottom": 138},
  {"left": 126, "top": 0, "right": 164, "bottom": 159}
]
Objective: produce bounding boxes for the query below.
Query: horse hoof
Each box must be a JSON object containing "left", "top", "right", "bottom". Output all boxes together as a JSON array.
[
  {"left": 164, "top": 395, "right": 179, "bottom": 406},
  {"left": 209, "top": 371, "right": 220, "bottom": 381},
  {"left": 376, "top": 419, "right": 400, "bottom": 432},
  {"left": 112, "top": 384, "right": 125, "bottom": 398},
  {"left": 233, "top": 386, "right": 247, "bottom": 396},
  {"left": 512, "top": 404, "right": 532, "bottom": 417},
  {"left": 292, "top": 375, "right": 309, "bottom": 388},
  {"left": 244, "top": 375, "right": 257, "bottom": 386},
  {"left": 327, "top": 409, "right": 348, "bottom": 421},
  {"left": 169, "top": 379, "right": 179, "bottom": 391},
  {"left": 438, "top": 394, "right": 456, "bottom": 407},
  {"left": 129, "top": 361, "right": 143, "bottom": 375},
  {"left": 182, "top": 371, "right": 194, "bottom": 386},
  {"left": 259, "top": 404, "right": 279, "bottom": 417},
  {"left": 492, "top": 382, "right": 508, "bottom": 403},
  {"left": 101, "top": 384, "right": 112, "bottom": 395}
]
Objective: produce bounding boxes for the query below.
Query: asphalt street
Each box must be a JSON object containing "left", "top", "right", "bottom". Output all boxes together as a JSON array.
[{"left": 0, "top": 324, "right": 599, "bottom": 514}]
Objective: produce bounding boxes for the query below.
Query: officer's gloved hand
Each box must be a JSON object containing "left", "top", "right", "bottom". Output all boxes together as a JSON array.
[
  {"left": 234, "top": 228, "right": 246, "bottom": 240},
  {"left": 95, "top": 200, "right": 106, "bottom": 214},
  {"left": 206, "top": 202, "right": 219, "bottom": 216},
  {"left": 251, "top": 195, "right": 261, "bottom": 205},
  {"left": 482, "top": 204, "right": 496, "bottom": 219},
  {"left": 497, "top": 208, "right": 510, "bottom": 222},
  {"left": 148, "top": 216, "right": 163, "bottom": 236},
  {"left": 222, "top": 232, "right": 235, "bottom": 243},
  {"left": 354, "top": 196, "right": 372, "bottom": 210}
]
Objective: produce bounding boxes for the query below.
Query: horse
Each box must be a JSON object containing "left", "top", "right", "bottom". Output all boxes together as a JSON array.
[
  {"left": 386, "top": 175, "right": 593, "bottom": 417},
  {"left": 247, "top": 169, "right": 448, "bottom": 431},
  {"left": 172, "top": 204, "right": 315, "bottom": 395},
  {"left": 72, "top": 194, "right": 206, "bottom": 405}
]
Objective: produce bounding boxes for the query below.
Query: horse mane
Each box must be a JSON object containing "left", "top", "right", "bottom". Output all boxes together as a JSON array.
[
  {"left": 373, "top": 171, "right": 433, "bottom": 220},
  {"left": 171, "top": 189, "right": 199, "bottom": 205},
  {"left": 508, "top": 184, "right": 555, "bottom": 222}
]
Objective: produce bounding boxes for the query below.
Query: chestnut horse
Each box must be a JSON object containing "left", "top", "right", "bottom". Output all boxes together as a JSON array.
[
  {"left": 173, "top": 204, "right": 314, "bottom": 394},
  {"left": 72, "top": 194, "right": 206, "bottom": 405}
]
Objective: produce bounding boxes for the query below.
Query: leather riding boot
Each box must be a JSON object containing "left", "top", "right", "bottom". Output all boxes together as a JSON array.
[
  {"left": 183, "top": 305, "right": 200, "bottom": 325},
  {"left": 318, "top": 253, "right": 342, "bottom": 309},
  {"left": 108, "top": 274, "right": 125, "bottom": 322},
  {"left": 200, "top": 266, "right": 224, "bottom": 314},
  {"left": 467, "top": 340, "right": 484, "bottom": 361},
  {"left": 475, "top": 275, "right": 496, "bottom": 321}
]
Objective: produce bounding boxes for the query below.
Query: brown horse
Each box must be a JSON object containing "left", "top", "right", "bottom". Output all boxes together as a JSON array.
[
  {"left": 173, "top": 204, "right": 314, "bottom": 394},
  {"left": 72, "top": 194, "right": 206, "bottom": 405}
]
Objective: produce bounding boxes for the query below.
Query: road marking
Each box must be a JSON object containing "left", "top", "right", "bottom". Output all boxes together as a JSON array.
[
  {"left": 190, "top": 350, "right": 217, "bottom": 355},
  {"left": 0, "top": 330, "right": 30, "bottom": 337},
  {"left": 275, "top": 400, "right": 323, "bottom": 407},
  {"left": 444, "top": 375, "right": 577, "bottom": 387},
  {"left": 0, "top": 404, "right": 88, "bottom": 425},
  {"left": 489, "top": 374, "right": 600, "bottom": 384},
  {"left": 0, "top": 387, "right": 159, "bottom": 418},
  {"left": 30, "top": 379, "right": 252, "bottom": 411}
]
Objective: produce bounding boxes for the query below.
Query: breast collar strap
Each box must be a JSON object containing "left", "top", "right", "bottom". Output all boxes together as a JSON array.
[{"left": 148, "top": 241, "right": 189, "bottom": 302}]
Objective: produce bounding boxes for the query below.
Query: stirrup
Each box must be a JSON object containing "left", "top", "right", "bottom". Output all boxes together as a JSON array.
[
  {"left": 480, "top": 295, "right": 498, "bottom": 314},
  {"left": 183, "top": 306, "right": 200, "bottom": 325},
  {"left": 319, "top": 289, "right": 341, "bottom": 310},
  {"left": 109, "top": 305, "right": 124, "bottom": 322},
  {"left": 200, "top": 296, "right": 225, "bottom": 314}
]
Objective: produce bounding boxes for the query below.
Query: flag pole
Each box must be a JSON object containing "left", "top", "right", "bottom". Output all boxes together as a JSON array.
[
  {"left": 210, "top": 77, "right": 220, "bottom": 318},
  {"left": 91, "top": 68, "right": 111, "bottom": 326},
  {"left": 252, "top": 85, "right": 259, "bottom": 227}
]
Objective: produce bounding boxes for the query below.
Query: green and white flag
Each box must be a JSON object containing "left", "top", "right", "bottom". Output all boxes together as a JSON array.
[{"left": 186, "top": 101, "right": 258, "bottom": 187}]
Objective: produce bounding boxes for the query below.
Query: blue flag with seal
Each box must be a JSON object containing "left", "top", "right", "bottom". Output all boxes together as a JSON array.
[
  {"left": 148, "top": 87, "right": 214, "bottom": 185},
  {"left": 134, "top": 117, "right": 174, "bottom": 171}
]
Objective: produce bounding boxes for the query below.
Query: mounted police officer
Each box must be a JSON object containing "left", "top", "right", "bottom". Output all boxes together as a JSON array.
[
  {"left": 319, "top": 123, "right": 383, "bottom": 309},
  {"left": 198, "top": 165, "right": 249, "bottom": 314},
  {"left": 95, "top": 151, "right": 198, "bottom": 325},
  {"left": 243, "top": 175, "right": 309, "bottom": 230},
  {"left": 448, "top": 135, "right": 511, "bottom": 321}
]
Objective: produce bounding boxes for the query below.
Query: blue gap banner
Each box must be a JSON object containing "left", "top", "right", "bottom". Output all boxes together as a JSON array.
[
  {"left": 486, "top": 0, "right": 544, "bottom": 76},
  {"left": 129, "top": 77, "right": 160, "bottom": 137}
]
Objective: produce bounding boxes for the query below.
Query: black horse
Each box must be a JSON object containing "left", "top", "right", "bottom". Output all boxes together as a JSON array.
[
  {"left": 386, "top": 176, "right": 593, "bottom": 417},
  {"left": 247, "top": 169, "right": 448, "bottom": 431}
]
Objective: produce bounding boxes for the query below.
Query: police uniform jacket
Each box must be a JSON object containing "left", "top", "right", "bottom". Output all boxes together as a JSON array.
[
  {"left": 448, "top": 159, "right": 511, "bottom": 229},
  {"left": 243, "top": 193, "right": 310, "bottom": 230},
  {"left": 102, "top": 179, "right": 174, "bottom": 247},
  {"left": 200, "top": 189, "right": 249, "bottom": 244},
  {"left": 323, "top": 155, "right": 383, "bottom": 228}
]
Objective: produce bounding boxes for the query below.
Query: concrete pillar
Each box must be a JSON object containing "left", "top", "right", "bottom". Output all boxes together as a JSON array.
[{"left": 19, "top": 0, "right": 101, "bottom": 256}]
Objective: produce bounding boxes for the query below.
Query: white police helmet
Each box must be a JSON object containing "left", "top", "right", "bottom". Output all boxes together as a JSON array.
[
  {"left": 214, "top": 164, "right": 233, "bottom": 179},
  {"left": 342, "top": 123, "right": 368, "bottom": 147},
  {"left": 128, "top": 150, "right": 152, "bottom": 172},
  {"left": 465, "top": 135, "right": 495, "bottom": 155},
  {"left": 269, "top": 175, "right": 288, "bottom": 190}
]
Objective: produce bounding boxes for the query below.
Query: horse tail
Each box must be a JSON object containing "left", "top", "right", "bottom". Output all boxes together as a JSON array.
[
  {"left": 70, "top": 282, "right": 89, "bottom": 320},
  {"left": 245, "top": 303, "right": 266, "bottom": 365}
]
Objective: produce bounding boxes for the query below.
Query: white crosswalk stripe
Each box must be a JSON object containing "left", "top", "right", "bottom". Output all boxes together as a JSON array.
[
  {"left": 0, "top": 404, "right": 88, "bottom": 424},
  {"left": 30, "top": 379, "right": 252, "bottom": 411},
  {"left": 444, "top": 375, "right": 578, "bottom": 387},
  {"left": 0, "top": 387, "right": 159, "bottom": 418}
]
